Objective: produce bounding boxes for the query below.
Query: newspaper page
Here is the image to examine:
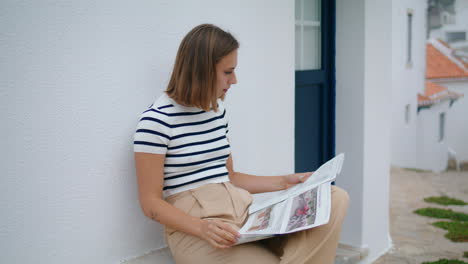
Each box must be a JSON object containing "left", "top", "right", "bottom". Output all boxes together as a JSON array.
[
  {"left": 235, "top": 153, "right": 344, "bottom": 244},
  {"left": 248, "top": 153, "right": 344, "bottom": 214}
]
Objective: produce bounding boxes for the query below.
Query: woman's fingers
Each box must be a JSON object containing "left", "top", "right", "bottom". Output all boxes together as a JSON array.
[
  {"left": 218, "top": 222, "right": 240, "bottom": 239},
  {"left": 201, "top": 219, "right": 239, "bottom": 248},
  {"left": 213, "top": 222, "right": 238, "bottom": 244},
  {"left": 208, "top": 238, "right": 229, "bottom": 249},
  {"left": 285, "top": 174, "right": 302, "bottom": 184},
  {"left": 210, "top": 230, "right": 234, "bottom": 246},
  {"left": 284, "top": 172, "right": 314, "bottom": 189},
  {"left": 299, "top": 171, "right": 314, "bottom": 182}
]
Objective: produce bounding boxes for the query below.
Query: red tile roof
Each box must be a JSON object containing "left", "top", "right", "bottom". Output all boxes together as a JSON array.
[
  {"left": 426, "top": 42, "right": 468, "bottom": 79},
  {"left": 418, "top": 81, "right": 463, "bottom": 107},
  {"left": 418, "top": 93, "right": 433, "bottom": 106},
  {"left": 437, "top": 39, "right": 452, "bottom": 49},
  {"left": 426, "top": 81, "right": 447, "bottom": 98},
  {"left": 461, "top": 60, "right": 468, "bottom": 69}
]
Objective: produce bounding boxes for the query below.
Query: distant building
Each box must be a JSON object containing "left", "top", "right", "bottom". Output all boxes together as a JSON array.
[
  {"left": 391, "top": 1, "right": 466, "bottom": 172},
  {"left": 427, "top": 0, "right": 456, "bottom": 36},
  {"left": 427, "top": 0, "right": 468, "bottom": 167},
  {"left": 429, "top": 0, "right": 468, "bottom": 52},
  {"left": 416, "top": 81, "right": 463, "bottom": 171},
  {"left": 391, "top": 1, "right": 427, "bottom": 170},
  {"left": 426, "top": 39, "right": 468, "bottom": 167}
]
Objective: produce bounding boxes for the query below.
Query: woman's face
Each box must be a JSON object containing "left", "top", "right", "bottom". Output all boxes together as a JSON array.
[{"left": 215, "top": 49, "right": 238, "bottom": 98}]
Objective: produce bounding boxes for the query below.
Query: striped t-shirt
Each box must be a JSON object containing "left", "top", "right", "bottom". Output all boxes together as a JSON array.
[{"left": 133, "top": 92, "right": 231, "bottom": 198}]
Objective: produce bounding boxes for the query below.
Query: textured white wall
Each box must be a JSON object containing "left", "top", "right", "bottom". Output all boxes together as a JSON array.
[
  {"left": 416, "top": 101, "right": 451, "bottom": 172},
  {"left": 391, "top": 0, "right": 428, "bottom": 169},
  {"left": 437, "top": 81, "right": 468, "bottom": 162},
  {"left": 0, "top": 1, "right": 294, "bottom": 263},
  {"left": 361, "top": 0, "right": 392, "bottom": 261},
  {"left": 336, "top": 0, "right": 392, "bottom": 262},
  {"left": 335, "top": 0, "right": 366, "bottom": 249}
]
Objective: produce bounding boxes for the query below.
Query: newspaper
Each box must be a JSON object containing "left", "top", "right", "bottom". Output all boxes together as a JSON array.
[{"left": 236, "top": 153, "right": 345, "bottom": 244}]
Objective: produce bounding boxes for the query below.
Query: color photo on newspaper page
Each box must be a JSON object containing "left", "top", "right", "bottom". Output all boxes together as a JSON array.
[
  {"left": 236, "top": 183, "right": 331, "bottom": 244},
  {"left": 247, "top": 206, "right": 273, "bottom": 232},
  {"left": 235, "top": 153, "right": 343, "bottom": 245},
  {"left": 286, "top": 187, "right": 318, "bottom": 232},
  {"left": 248, "top": 153, "right": 344, "bottom": 214}
]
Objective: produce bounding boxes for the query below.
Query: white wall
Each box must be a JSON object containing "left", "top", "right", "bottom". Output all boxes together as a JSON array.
[
  {"left": 0, "top": 1, "right": 295, "bottom": 263},
  {"left": 437, "top": 80, "right": 468, "bottom": 161},
  {"left": 391, "top": 0, "right": 428, "bottom": 169},
  {"left": 416, "top": 101, "right": 451, "bottom": 172},
  {"left": 336, "top": 0, "right": 366, "bottom": 249},
  {"left": 361, "top": 0, "right": 392, "bottom": 261},
  {"left": 390, "top": 0, "right": 453, "bottom": 173},
  {"left": 336, "top": 0, "right": 392, "bottom": 262}
]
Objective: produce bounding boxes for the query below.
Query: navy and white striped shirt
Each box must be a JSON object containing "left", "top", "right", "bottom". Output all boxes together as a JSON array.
[{"left": 134, "top": 92, "right": 231, "bottom": 197}]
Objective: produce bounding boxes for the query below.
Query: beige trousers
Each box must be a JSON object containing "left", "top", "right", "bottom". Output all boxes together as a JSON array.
[{"left": 165, "top": 182, "right": 349, "bottom": 264}]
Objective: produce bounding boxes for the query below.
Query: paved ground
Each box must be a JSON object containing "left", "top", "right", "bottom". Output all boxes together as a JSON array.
[{"left": 373, "top": 167, "right": 468, "bottom": 264}]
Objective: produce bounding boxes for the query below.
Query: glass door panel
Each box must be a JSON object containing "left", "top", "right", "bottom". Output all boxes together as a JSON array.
[{"left": 295, "top": 0, "right": 322, "bottom": 70}]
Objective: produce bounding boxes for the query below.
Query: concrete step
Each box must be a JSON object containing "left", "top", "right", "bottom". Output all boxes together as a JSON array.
[
  {"left": 122, "top": 243, "right": 367, "bottom": 264},
  {"left": 335, "top": 243, "right": 369, "bottom": 264},
  {"left": 122, "top": 247, "right": 174, "bottom": 264}
]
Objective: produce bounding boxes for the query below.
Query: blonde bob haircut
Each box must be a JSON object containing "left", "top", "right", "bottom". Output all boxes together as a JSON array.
[{"left": 165, "top": 24, "right": 239, "bottom": 112}]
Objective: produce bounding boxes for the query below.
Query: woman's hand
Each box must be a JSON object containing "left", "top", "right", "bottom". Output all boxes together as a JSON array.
[
  {"left": 198, "top": 219, "right": 241, "bottom": 249},
  {"left": 283, "top": 172, "right": 314, "bottom": 189}
]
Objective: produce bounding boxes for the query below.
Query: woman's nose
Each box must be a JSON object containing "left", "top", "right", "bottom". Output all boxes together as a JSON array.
[{"left": 231, "top": 72, "right": 237, "bottom": 84}]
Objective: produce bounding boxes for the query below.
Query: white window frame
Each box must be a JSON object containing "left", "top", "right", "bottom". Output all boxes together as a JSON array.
[
  {"left": 439, "top": 112, "right": 445, "bottom": 142},
  {"left": 405, "top": 104, "right": 410, "bottom": 124},
  {"left": 406, "top": 8, "right": 414, "bottom": 67}
]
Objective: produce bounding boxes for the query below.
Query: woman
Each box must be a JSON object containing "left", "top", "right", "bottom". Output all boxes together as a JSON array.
[{"left": 134, "top": 24, "right": 349, "bottom": 264}]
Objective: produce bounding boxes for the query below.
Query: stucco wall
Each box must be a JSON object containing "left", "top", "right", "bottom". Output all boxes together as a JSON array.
[
  {"left": 437, "top": 80, "right": 468, "bottom": 162},
  {"left": 336, "top": 0, "right": 392, "bottom": 262},
  {"left": 0, "top": 1, "right": 295, "bottom": 263},
  {"left": 416, "top": 101, "right": 451, "bottom": 172},
  {"left": 361, "top": 0, "right": 392, "bottom": 261},
  {"left": 390, "top": 0, "right": 428, "bottom": 169},
  {"left": 336, "top": 0, "right": 366, "bottom": 250}
]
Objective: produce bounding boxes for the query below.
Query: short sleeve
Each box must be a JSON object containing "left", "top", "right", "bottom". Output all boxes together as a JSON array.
[
  {"left": 220, "top": 101, "right": 229, "bottom": 139},
  {"left": 225, "top": 116, "right": 229, "bottom": 138},
  {"left": 133, "top": 110, "right": 172, "bottom": 154}
]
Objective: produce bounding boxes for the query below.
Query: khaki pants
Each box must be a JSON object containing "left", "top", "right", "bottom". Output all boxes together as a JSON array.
[{"left": 165, "top": 182, "right": 349, "bottom": 264}]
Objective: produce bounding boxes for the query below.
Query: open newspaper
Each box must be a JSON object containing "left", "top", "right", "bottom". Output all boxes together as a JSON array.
[{"left": 236, "top": 153, "right": 345, "bottom": 244}]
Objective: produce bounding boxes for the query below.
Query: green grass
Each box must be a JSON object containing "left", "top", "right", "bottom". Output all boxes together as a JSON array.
[
  {"left": 422, "top": 259, "right": 468, "bottom": 264},
  {"left": 432, "top": 221, "right": 468, "bottom": 242},
  {"left": 414, "top": 208, "right": 468, "bottom": 222},
  {"left": 424, "top": 196, "right": 468, "bottom": 206},
  {"left": 464, "top": 252, "right": 468, "bottom": 258},
  {"left": 403, "top": 167, "right": 431, "bottom": 172}
]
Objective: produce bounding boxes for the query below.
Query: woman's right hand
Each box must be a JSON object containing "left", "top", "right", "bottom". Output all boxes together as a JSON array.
[{"left": 198, "top": 219, "right": 241, "bottom": 249}]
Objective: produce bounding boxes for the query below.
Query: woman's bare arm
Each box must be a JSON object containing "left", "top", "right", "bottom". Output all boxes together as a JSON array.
[
  {"left": 226, "top": 155, "right": 312, "bottom": 194},
  {"left": 135, "top": 152, "right": 240, "bottom": 248}
]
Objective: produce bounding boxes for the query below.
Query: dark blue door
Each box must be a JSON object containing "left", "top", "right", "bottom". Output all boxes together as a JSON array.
[{"left": 295, "top": 0, "right": 335, "bottom": 172}]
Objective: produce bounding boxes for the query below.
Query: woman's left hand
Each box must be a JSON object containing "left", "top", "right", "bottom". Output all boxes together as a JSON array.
[{"left": 283, "top": 172, "right": 314, "bottom": 189}]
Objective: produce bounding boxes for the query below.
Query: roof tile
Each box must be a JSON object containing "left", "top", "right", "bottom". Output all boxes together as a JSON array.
[
  {"left": 418, "top": 81, "right": 463, "bottom": 107},
  {"left": 426, "top": 43, "right": 468, "bottom": 79}
]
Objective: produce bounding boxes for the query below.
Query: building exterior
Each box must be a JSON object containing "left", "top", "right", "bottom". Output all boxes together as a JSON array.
[
  {"left": 429, "top": 0, "right": 468, "bottom": 52},
  {"left": 391, "top": 0, "right": 467, "bottom": 173},
  {"left": 426, "top": 39, "right": 468, "bottom": 166},
  {"left": 391, "top": 0, "right": 428, "bottom": 170},
  {"left": 417, "top": 81, "right": 463, "bottom": 171},
  {"left": 1, "top": 1, "right": 393, "bottom": 263}
]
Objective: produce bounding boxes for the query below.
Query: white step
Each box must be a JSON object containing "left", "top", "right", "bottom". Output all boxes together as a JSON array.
[
  {"left": 122, "top": 243, "right": 367, "bottom": 264},
  {"left": 335, "top": 243, "right": 368, "bottom": 264},
  {"left": 122, "top": 247, "right": 174, "bottom": 264}
]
